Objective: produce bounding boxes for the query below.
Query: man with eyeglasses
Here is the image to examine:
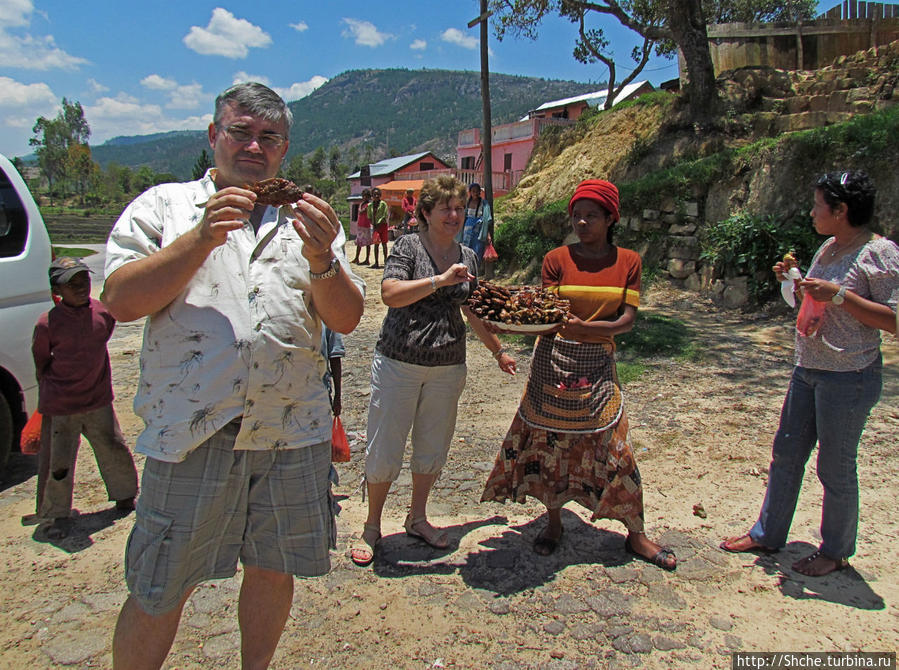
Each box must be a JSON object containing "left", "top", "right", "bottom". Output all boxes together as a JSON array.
[{"left": 102, "top": 82, "right": 365, "bottom": 669}]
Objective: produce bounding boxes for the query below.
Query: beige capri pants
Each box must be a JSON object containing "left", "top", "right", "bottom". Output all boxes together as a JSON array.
[{"left": 365, "top": 352, "right": 467, "bottom": 483}]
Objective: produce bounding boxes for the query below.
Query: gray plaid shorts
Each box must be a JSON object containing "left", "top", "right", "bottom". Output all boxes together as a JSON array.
[{"left": 124, "top": 422, "right": 335, "bottom": 615}]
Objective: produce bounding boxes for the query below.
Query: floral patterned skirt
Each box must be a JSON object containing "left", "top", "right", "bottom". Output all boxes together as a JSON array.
[{"left": 480, "top": 410, "right": 644, "bottom": 531}]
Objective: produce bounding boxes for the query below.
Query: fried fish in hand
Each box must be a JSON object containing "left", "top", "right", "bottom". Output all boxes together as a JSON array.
[{"left": 249, "top": 178, "right": 305, "bottom": 206}]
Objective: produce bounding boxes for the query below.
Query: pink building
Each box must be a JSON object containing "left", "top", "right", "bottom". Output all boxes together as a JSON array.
[{"left": 456, "top": 81, "right": 653, "bottom": 194}]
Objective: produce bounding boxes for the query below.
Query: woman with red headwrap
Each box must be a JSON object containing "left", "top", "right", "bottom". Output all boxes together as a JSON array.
[{"left": 481, "top": 179, "right": 676, "bottom": 570}]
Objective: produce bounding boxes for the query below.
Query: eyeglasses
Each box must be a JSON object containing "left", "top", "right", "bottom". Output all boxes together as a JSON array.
[{"left": 220, "top": 125, "right": 286, "bottom": 150}]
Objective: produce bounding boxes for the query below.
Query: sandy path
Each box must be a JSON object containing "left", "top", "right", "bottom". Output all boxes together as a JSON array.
[{"left": 0, "top": 240, "right": 896, "bottom": 669}]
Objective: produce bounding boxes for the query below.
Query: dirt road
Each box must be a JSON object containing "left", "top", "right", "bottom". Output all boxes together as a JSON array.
[{"left": 1, "top": 243, "right": 897, "bottom": 669}]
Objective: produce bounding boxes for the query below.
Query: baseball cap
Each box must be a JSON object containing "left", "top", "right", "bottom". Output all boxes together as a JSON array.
[{"left": 49, "top": 256, "right": 91, "bottom": 286}]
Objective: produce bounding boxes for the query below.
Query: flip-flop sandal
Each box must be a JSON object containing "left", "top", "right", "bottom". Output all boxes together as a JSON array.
[
  {"left": 404, "top": 516, "right": 450, "bottom": 549},
  {"left": 533, "top": 528, "right": 563, "bottom": 556},
  {"left": 719, "top": 533, "right": 776, "bottom": 554},
  {"left": 625, "top": 537, "right": 677, "bottom": 571},
  {"left": 350, "top": 523, "right": 381, "bottom": 567}
]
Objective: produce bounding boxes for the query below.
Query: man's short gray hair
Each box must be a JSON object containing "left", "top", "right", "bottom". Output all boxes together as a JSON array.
[{"left": 214, "top": 82, "right": 293, "bottom": 130}]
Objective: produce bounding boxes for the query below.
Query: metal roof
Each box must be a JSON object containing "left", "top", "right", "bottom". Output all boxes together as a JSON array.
[
  {"left": 346, "top": 151, "right": 436, "bottom": 179},
  {"left": 531, "top": 80, "right": 650, "bottom": 113}
]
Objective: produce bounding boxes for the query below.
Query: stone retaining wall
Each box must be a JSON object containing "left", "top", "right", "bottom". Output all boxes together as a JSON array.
[{"left": 624, "top": 40, "right": 899, "bottom": 308}]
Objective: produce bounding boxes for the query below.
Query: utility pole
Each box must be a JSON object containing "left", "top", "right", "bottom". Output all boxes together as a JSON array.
[{"left": 468, "top": 1, "right": 494, "bottom": 239}]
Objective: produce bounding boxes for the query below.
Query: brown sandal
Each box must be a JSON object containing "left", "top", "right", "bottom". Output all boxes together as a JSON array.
[{"left": 404, "top": 516, "right": 450, "bottom": 549}]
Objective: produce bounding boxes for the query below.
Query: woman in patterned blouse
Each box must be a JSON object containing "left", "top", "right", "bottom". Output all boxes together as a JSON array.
[
  {"left": 722, "top": 170, "right": 899, "bottom": 576},
  {"left": 350, "top": 176, "right": 516, "bottom": 567}
]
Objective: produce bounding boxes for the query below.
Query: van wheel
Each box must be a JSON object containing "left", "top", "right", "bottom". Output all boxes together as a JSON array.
[{"left": 0, "top": 394, "right": 12, "bottom": 471}]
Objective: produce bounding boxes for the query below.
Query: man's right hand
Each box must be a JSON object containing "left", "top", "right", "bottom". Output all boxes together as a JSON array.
[{"left": 197, "top": 187, "right": 256, "bottom": 247}]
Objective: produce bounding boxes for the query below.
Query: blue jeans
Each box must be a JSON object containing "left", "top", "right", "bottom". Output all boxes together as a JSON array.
[{"left": 749, "top": 358, "right": 882, "bottom": 559}]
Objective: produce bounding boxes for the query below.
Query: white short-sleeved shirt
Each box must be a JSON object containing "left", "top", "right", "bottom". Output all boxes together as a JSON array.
[{"left": 105, "top": 170, "right": 365, "bottom": 462}]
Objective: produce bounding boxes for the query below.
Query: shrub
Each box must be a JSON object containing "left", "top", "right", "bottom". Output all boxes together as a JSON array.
[{"left": 699, "top": 211, "right": 820, "bottom": 302}]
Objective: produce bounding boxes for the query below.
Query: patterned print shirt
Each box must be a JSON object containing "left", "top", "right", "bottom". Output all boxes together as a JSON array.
[
  {"left": 797, "top": 236, "right": 899, "bottom": 371},
  {"left": 105, "top": 169, "right": 365, "bottom": 462},
  {"left": 375, "top": 233, "right": 478, "bottom": 366}
]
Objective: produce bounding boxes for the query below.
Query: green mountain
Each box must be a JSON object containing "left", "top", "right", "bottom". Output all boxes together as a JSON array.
[{"left": 90, "top": 68, "right": 602, "bottom": 180}]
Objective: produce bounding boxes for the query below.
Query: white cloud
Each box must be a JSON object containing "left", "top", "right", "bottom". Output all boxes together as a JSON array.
[
  {"left": 441, "top": 27, "right": 478, "bottom": 50},
  {"left": 85, "top": 95, "right": 213, "bottom": 144},
  {"left": 276, "top": 76, "right": 328, "bottom": 102},
  {"left": 232, "top": 71, "right": 271, "bottom": 86},
  {"left": 166, "top": 83, "right": 205, "bottom": 110},
  {"left": 0, "top": 29, "right": 88, "bottom": 70},
  {"left": 0, "top": 0, "right": 34, "bottom": 28},
  {"left": 87, "top": 78, "right": 108, "bottom": 94},
  {"left": 141, "top": 74, "right": 178, "bottom": 91},
  {"left": 290, "top": 21, "right": 308, "bottom": 32},
  {"left": 0, "top": 76, "right": 57, "bottom": 109},
  {"left": 410, "top": 39, "right": 427, "bottom": 51},
  {"left": 230, "top": 72, "right": 327, "bottom": 102},
  {"left": 141, "top": 75, "right": 207, "bottom": 109},
  {"left": 341, "top": 18, "right": 393, "bottom": 48},
  {"left": 183, "top": 8, "right": 272, "bottom": 59},
  {"left": 0, "top": 75, "right": 59, "bottom": 156}
]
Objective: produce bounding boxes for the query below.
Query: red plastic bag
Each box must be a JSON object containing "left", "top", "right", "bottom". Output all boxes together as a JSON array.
[
  {"left": 796, "top": 293, "right": 826, "bottom": 337},
  {"left": 331, "top": 416, "right": 350, "bottom": 462},
  {"left": 483, "top": 240, "right": 498, "bottom": 262},
  {"left": 20, "top": 411, "right": 43, "bottom": 455}
]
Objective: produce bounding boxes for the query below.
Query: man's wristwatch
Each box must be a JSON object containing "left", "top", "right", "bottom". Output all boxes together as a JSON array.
[
  {"left": 831, "top": 285, "right": 847, "bottom": 305},
  {"left": 309, "top": 257, "right": 340, "bottom": 280}
]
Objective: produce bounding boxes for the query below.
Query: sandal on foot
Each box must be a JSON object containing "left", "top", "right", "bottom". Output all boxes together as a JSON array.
[
  {"left": 791, "top": 550, "right": 848, "bottom": 577},
  {"left": 720, "top": 533, "right": 776, "bottom": 554},
  {"left": 533, "top": 528, "right": 563, "bottom": 556},
  {"left": 625, "top": 536, "right": 677, "bottom": 571},
  {"left": 404, "top": 516, "right": 450, "bottom": 549},
  {"left": 350, "top": 523, "right": 381, "bottom": 567}
]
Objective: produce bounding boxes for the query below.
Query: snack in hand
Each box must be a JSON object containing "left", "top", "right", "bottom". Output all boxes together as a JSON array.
[{"left": 249, "top": 178, "right": 305, "bottom": 206}]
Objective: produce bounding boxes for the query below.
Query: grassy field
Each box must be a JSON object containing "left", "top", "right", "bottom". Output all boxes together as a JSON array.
[{"left": 43, "top": 214, "right": 116, "bottom": 245}]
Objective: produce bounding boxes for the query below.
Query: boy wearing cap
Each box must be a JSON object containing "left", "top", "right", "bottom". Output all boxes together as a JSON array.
[{"left": 31, "top": 256, "right": 138, "bottom": 540}]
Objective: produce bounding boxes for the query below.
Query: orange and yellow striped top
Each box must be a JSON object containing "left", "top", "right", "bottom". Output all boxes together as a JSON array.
[{"left": 542, "top": 244, "right": 641, "bottom": 332}]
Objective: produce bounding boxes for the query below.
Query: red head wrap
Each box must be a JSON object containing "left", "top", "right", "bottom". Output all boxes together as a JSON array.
[{"left": 568, "top": 179, "right": 620, "bottom": 223}]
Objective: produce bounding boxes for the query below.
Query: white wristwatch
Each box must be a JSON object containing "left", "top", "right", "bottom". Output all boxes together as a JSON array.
[
  {"left": 309, "top": 257, "right": 340, "bottom": 280},
  {"left": 831, "top": 285, "right": 847, "bottom": 305}
]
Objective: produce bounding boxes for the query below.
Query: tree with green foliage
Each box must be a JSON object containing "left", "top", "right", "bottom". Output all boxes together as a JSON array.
[
  {"left": 490, "top": 0, "right": 815, "bottom": 121},
  {"left": 29, "top": 98, "right": 93, "bottom": 202},
  {"left": 66, "top": 143, "right": 96, "bottom": 205},
  {"left": 283, "top": 154, "right": 307, "bottom": 185},
  {"left": 192, "top": 149, "right": 213, "bottom": 180},
  {"left": 329, "top": 147, "right": 341, "bottom": 179},
  {"left": 29, "top": 116, "right": 68, "bottom": 201},
  {"left": 308, "top": 147, "right": 326, "bottom": 179}
]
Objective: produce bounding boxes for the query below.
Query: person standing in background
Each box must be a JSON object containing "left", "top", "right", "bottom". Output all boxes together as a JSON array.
[
  {"left": 31, "top": 256, "right": 138, "bottom": 541},
  {"left": 352, "top": 189, "right": 372, "bottom": 265},
  {"left": 369, "top": 187, "right": 389, "bottom": 269}
]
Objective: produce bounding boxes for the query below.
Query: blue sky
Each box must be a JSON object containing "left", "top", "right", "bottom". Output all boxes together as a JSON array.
[
  {"left": 1, "top": 1, "right": 830, "bottom": 159},
  {"left": 0, "top": 0, "right": 687, "bottom": 158}
]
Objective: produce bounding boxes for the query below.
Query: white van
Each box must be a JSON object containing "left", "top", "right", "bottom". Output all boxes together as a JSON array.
[{"left": 0, "top": 153, "right": 54, "bottom": 469}]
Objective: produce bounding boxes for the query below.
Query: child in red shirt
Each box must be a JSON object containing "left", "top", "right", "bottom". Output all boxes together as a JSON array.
[{"left": 31, "top": 257, "right": 138, "bottom": 540}]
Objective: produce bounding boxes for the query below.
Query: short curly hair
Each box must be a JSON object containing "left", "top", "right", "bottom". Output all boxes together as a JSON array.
[
  {"left": 415, "top": 176, "right": 467, "bottom": 231},
  {"left": 815, "top": 170, "right": 876, "bottom": 227}
]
